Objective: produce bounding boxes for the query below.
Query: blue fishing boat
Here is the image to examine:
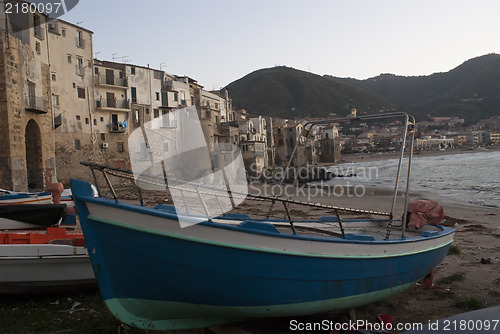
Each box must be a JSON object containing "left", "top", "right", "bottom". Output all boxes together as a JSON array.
[{"left": 71, "top": 111, "right": 455, "bottom": 330}]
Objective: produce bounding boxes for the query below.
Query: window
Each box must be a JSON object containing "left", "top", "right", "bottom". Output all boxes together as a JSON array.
[
  {"left": 47, "top": 20, "right": 59, "bottom": 34},
  {"left": 155, "top": 92, "right": 160, "bottom": 100},
  {"left": 131, "top": 87, "right": 137, "bottom": 103},
  {"left": 130, "top": 67, "right": 136, "bottom": 74},
  {"left": 76, "top": 115, "right": 80, "bottom": 121},
  {"left": 95, "top": 67, "right": 99, "bottom": 74},
  {"left": 101, "top": 133, "right": 106, "bottom": 141},
  {"left": 154, "top": 109, "right": 159, "bottom": 118},
  {"left": 93, "top": 119, "right": 97, "bottom": 125},
  {"left": 146, "top": 108, "right": 149, "bottom": 114},
  {"left": 119, "top": 71, "right": 123, "bottom": 79},
  {"left": 117, "top": 142, "right": 124, "bottom": 152},
  {"left": 51, "top": 73, "right": 56, "bottom": 81},
  {"left": 76, "top": 57, "right": 84, "bottom": 76},
  {"left": 53, "top": 95, "right": 60, "bottom": 106},
  {"left": 100, "top": 117, "right": 104, "bottom": 122},
  {"left": 72, "top": 83, "right": 76, "bottom": 88},
  {"left": 61, "top": 28, "right": 66, "bottom": 37},
  {"left": 67, "top": 55, "right": 71, "bottom": 63},
  {"left": 85, "top": 118, "right": 89, "bottom": 124},
  {"left": 77, "top": 87, "right": 85, "bottom": 99},
  {"left": 173, "top": 92, "right": 178, "bottom": 102},
  {"left": 33, "top": 15, "right": 42, "bottom": 38},
  {"left": 35, "top": 42, "right": 41, "bottom": 54},
  {"left": 74, "top": 139, "right": 81, "bottom": 151},
  {"left": 77, "top": 30, "right": 84, "bottom": 48}
]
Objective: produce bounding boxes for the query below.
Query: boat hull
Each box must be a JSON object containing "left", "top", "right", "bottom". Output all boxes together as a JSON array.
[
  {"left": 0, "top": 244, "right": 95, "bottom": 294},
  {"left": 0, "top": 192, "right": 53, "bottom": 205},
  {"left": 71, "top": 179, "right": 454, "bottom": 330},
  {"left": 0, "top": 204, "right": 67, "bottom": 229}
]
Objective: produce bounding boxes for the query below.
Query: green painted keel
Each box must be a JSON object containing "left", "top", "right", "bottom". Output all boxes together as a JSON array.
[{"left": 105, "top": 281, "right": 415, "bottom": 330}]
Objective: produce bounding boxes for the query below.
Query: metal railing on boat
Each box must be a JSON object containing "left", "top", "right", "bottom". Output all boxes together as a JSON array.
[
  {"left": 80, "top": 111, "right": 415, "bottom": 240},
  {"left": 80, "top": 161, "right": 393, "bottom": 239}
]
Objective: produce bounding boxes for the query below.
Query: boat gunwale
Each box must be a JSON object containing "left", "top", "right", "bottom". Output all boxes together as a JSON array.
[{"left": 75, "top": 190, "right": 455, "bottom": 259}]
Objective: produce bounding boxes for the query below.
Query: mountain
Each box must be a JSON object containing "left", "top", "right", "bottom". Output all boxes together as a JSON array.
[
  {"left": 225, "top": 66, "right": 395, "bottom": 119},
  {"left": 326, "top": 54, "right": 500, "bottom": 123}
]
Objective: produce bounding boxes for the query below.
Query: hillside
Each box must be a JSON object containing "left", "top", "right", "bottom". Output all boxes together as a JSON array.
[
  {"left": 326, "top": 54, "right": 500, "bottom": 123},
  {"left": 225, "top": 67, "right": 395, "bottom": 118}
]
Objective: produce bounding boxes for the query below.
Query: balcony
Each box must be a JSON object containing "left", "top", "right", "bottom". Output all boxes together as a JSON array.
[
  {"left": 25, "top": 96, "right": 47, "bottom": 113},
  {"left": 96, "top": 98, "right": 129, "bottom": 111},
  {"left": 161, "top": 119, "right": 177, "bottom": 128},
  {"left": 107, "top": 122, "right": 128, "bottom": 133},
  {"left": 162, "top": 80, "right": 175, "bottom": 91},
  {"left": 94, "top": 74, "right": 127, "bottom": 88}
]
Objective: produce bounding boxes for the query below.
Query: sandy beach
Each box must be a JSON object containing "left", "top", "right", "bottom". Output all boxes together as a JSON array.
[{"left": 2, "top": 173, "right": 498, "bottom": 333}]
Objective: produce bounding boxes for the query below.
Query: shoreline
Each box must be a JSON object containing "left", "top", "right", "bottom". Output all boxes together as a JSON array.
[{"left": 338, "top": 145, "right": 500, "bottom": 163}]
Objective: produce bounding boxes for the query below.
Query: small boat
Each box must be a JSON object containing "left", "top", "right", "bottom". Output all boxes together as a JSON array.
[
  {"left": 0, "top": 189, "right": 53, "bottom": 205},
  {"left": 71, "top": 111, "right": 455, "bottom": 330},
  {"left": 0, "top": 188, "right": 78, "bottom": 229},
  {"left": 0, "top": 204, "right": 67, "bottom": 230},
  {"left": 0, "top": 227, "right": 95, "bottom": 294}
]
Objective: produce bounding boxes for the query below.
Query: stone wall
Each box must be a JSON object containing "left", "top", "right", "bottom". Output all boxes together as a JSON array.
[
  {"left": 0, "top": 30, "right": 55, "bottom": 191},
  {"left": 55, "top": 131, "right": 130, "bottom": 185}
]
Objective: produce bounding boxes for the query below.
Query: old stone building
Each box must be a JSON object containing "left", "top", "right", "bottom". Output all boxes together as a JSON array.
[
  {"left": 0, "top": 8, "right": 56, "bottom": 191},
  {"left": 48, "top": 19, "right": 96, "bottom": 183}
]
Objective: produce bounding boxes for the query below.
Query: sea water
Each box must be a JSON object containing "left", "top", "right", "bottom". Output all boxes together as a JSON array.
[{"left": 327, "top": 151, "right": 500, "bottom": 208}]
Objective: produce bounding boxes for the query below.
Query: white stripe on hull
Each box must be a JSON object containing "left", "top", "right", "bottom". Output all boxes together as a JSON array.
[
  {"left": 0, "top": 245, "right": 94, "bottom": 290},
  {"left": 0, "top": 244, "right": 89, "bottom": 257},
  {"left": 87, "top": 202, "right": 454, "bottom": 258},
  {"left": 0, "top": 217, "right": 51, "bottom": 230},
  {"left": 0, "top": 195, "right": 53, "bottom": 205}
]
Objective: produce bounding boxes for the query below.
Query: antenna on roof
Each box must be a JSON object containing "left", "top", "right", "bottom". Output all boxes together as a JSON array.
[
  {"left": 121, "top": 56, "right": 130, "bottom": 63},
  {"left": 94, "top": 51, "right": 100, "bottom": 58},
  {"left": 76, "top": 21, "right": 84, "bottom": 26},
  {"left": 160, "top": 63, "right": 166, "bottom": 70},
  {"left": 112, "top": 53, "right": 119, "bottom": 61}
]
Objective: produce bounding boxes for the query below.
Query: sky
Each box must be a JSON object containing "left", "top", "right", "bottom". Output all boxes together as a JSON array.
[{"left": 61, "top": 0, "right": 500, "bottom": 90}]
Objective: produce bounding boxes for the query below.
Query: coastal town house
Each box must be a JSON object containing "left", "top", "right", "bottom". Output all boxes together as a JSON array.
[{"left": 48, "top": 20, "right": 96, "bottom": 182}]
